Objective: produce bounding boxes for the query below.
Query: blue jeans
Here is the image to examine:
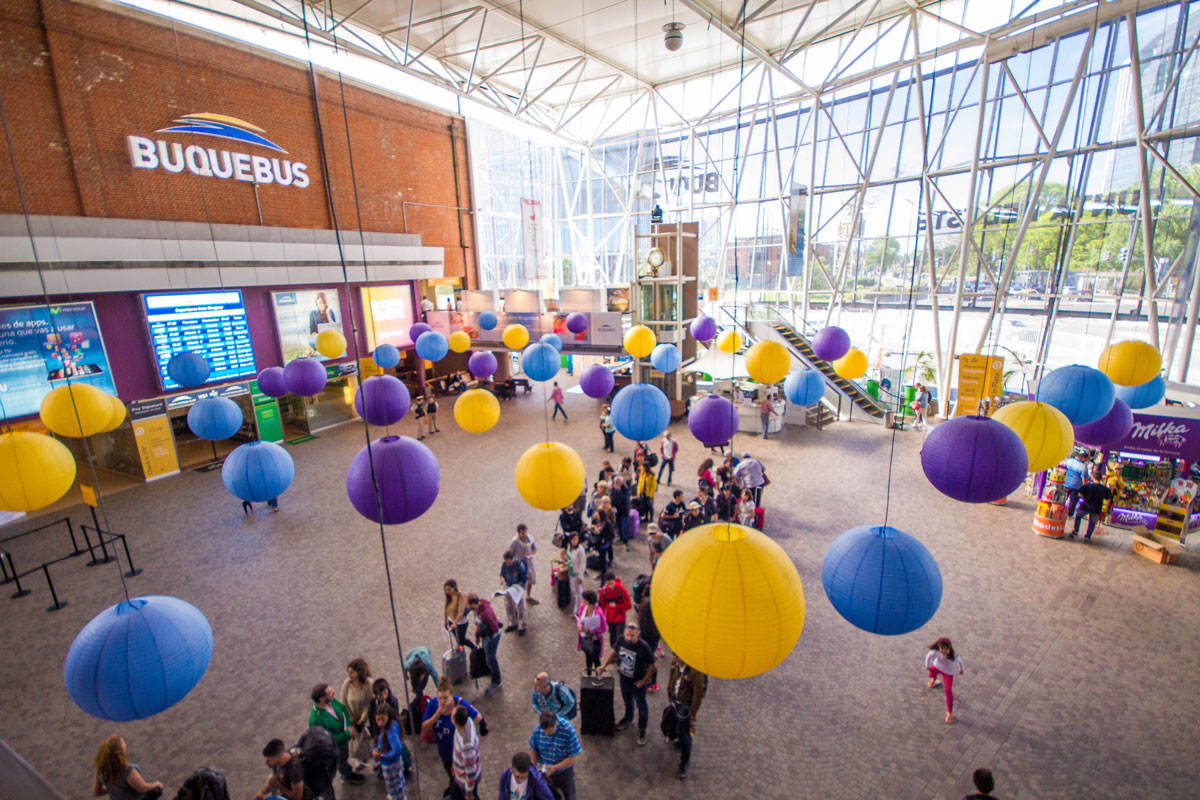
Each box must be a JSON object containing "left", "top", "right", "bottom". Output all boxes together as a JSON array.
[
  {"left": 553, "top": 402, "right": 567, "bottom": 419},
  {"left": 618, "top": 675, "right": 649, "bottom": 735},
  {"left": 658, "top": 457, "right": 674, "bottom": 484},
  {"left": 482, "top": 632, "right": 501, "bottom": 686},
  {"left": 674, "top": 702, "right": 692, "bottom": 768},
  {"left": 1073, "top": 508, "right": 1100, "bottom": 537},
  {"left": 616, "top": 512, "right": 628, "bottom": 543}
]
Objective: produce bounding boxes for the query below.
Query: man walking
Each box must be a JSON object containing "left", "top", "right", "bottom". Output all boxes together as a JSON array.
[
  {"left": 1062, "top": 453, "right": 1087, "bottom": 515},
  {"left": 599, "top": 621, "right": 657, "bottom": 746},
  {"left": 510, "top": 524, "right": 539, "bottom": 605},
  {"left": 1070, "top": 477, "right": 1113, "bottom": 542},
  {"left": 500, "top": 550, "right": 528, "bottom": 636},
  {"left": 599, "top": 406, "right": 616, "bottom": 452},
  {"left": 760, "top": 392, "right": 777, "bottom": 439},
  {"left": 531, "top": 672, "right": 577, "bottom": 718},
  {"left": 549, "top": 382, "right": 568, "bottom": 421},
  {"left": 657, "top": 432, "right": 679, "bottom": 484},
  {"left": 666, "top": 655, "right": 706, "bottom": 779},
  {"left": 597, "top": 572, "right": 632, "bottom": 651},
  {"left": 528, "top": 712, "right": 582, "bottom": 800},
  {"left": 467, "top": 593, "right": 503, "bottom": 694}
]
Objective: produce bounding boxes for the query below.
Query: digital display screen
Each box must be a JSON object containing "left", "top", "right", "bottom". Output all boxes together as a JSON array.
[
  {"left": 270, "top": 288, "right": 343, "bottom": 363},
  {"left": 143, "top": 290, "right": 257, "bottom": 390},
  {"left": 361, "top": 285, "right": 415, "bottom": 351},
  {"left": 0, "top": 302, "right": 117, "bottom": 419}
]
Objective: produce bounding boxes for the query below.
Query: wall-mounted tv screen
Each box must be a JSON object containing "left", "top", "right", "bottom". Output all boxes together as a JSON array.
[
  {"left": 0, "top": 302, "right": 117, "bottom": 419},
  {"left": 361, "top": 285, "right": 415, "bottom": 351},
  {"left": 143, "top": 290, "right": 257, "bottom": 390},
  {"left": 270, "top": 288, "right": 343, "bottom": 363}
]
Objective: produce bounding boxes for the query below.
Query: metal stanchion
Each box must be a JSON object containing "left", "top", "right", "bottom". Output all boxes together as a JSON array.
[
  {"left": 0, "top": 550, "right": 11, "bottom": 584},
  {"left": 116, "top": 534, "right": 142, "bottom": 578},
  {"left": 8, "top": 554, "right": 29, "bottom": 599},
  {"left": 41, "top": 564, "right": 66, "bottom": 611},
  {"left": 84, "top": 515, "right": 114, "bottom": 566},
  {"left": 66, "top": 518, "right": 83, "bottom": 556}
]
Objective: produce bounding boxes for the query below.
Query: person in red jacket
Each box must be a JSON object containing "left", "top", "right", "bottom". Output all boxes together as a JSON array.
[{"left": 597, "top": 572, "right": 632, "bottom": 651}]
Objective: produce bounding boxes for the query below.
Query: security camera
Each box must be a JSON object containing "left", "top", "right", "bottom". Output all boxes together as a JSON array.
[{"left": 663, "top": 22, "right": 684, "bottom": 52}]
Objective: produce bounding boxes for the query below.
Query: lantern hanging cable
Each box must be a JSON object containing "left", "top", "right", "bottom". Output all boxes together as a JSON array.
[
  {"left": 727, "top": 1, "right": 749, "bottom": 451},
  {"left": 301, "top": 8, "right": 425, "bottom": 794}
]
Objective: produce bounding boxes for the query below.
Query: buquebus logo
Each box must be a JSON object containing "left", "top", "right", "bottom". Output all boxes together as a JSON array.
[{"left": 126, "top": 113, "right": 309, "bottom": 188}]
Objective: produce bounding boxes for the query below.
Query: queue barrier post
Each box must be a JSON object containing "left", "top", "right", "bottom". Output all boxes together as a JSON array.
[{"left": 42, "top": 563, "right": 67, "bottom": 612}]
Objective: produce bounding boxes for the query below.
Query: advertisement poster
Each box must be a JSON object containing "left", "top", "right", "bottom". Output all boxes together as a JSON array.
[
  {"left": 785, "top": 185, "right": 808, "bottom": 277},
  {"left": 1109, "top": 414, "right": 1200, "bottom": 462},
  {"left": 606, "top": 287, "right": 631, "bottom": 313},
  {"left": 953, "top": 354, "right": 1003, "bottom": 416},
  {"left": 590, "top": 313, "right": 624, "bottom": 346},
  {"left": 552, "top": 314, "right": 589, "bottom": 345},
  {"left": 129, "top": 399, "right": 179, "bottom": 481},
  {"left": 270, "top": 289, "right": 342, "bottom": 363},
  {"left": 143, "top": 290, "right": 257, "bottom": 390},
  {"left": 361, "top": 285, "right": 415, "bottom": 351},
  {"left": 0, "top": 302, "right": 117, "bottom": 419},
  {"left": 521, "top": 198, "right": 543, "bottom": 279}
]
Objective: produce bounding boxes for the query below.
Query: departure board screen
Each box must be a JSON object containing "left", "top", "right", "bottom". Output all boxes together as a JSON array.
[{"left": 142, "top": 290, "right": 257, "bottom": 390}]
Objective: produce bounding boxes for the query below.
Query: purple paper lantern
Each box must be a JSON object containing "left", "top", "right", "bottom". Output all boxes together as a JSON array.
[
  {"left": 468, "top": 350, "right": 498, "bottom": 379},
  {"left": 346, "top": 435, "right": 440, "bottom": 524},
  {"left": 688, "top": 395, "right": 739, "bottom": 447},
  {"left": 920, "top": 416, "right": 1028, "bottom": 503},
  {"left": 579, "top": 364, "right": 615, "bottom": 399},
  {"left": 690, "top": 315, "right": 718, "bottom": 343},
  {"left": 566, "top": 312, "right": 588, "bottom": 334},
  {"left": 354, "top": 375, "right": 411, "bottom": 426},
  {"left": 812, "top": 326, "right": 851, "bottom": 363},
  {"left": 409, "top": 322, "right": 432, "bottom": 342},
  {"left": 256, "top": 367, "right": 288, "bottom": 398},
  {"left": 1074, "top": 398, "right": 1134, "bottom": 446},
  {"left": 283, "top": 357, "right": 328, "bottom": 396}
]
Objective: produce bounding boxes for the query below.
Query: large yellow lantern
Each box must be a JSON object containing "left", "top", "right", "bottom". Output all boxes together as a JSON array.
[
  {"left": 0, "top": 432, "right": 77, "bottom": 512},
  {"left": 502, "top": 324, "right": 530, "bottom": 351},
  {"left": 514, "top": 441, "right": 584, "bottom": 511},
  {"left": 651, "top": 522, "right": 805, "bottom": 679},
  {"left": 454, "top": 388, "right": 500, "bottom": 434},
  {"left": 833, "top": 348, "right": 868, "bottom": 379},
  {"left": 745, "top": 341, "right": 791, "bottom": 384},
  {"left": 315, "top": 329, "right": 347, "bottom": 359},
  {"left": 623, "top": 325, "right": 657, "bottom": 359},
  {"left": 1097, "top": 340, "right": 1161, "bottom": 386},
  {"left": 715, "top": 330, "right": 742, "bottom": 354},
  {"left": 992, "top": 400, "right": 1074, "bottom": 473},
  {"left": 39, "top": 384, "right": 114, "bottom": 438},
  {"left": 99, "top": 394, "right": 127, "bottom": 434},
  {"left": 448, "top": 331, "right": 472, "bottom": 353}
]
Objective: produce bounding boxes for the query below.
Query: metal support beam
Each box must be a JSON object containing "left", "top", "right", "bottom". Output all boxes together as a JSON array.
[{"left": 1127, "top": 13, "right": 1162, "bottom": 350}]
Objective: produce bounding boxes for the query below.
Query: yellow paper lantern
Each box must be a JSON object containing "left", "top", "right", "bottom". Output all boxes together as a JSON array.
[
  {"left": 623, "top": 325, "right": 657, "bottom": 359},
  {"left": 448, "top": 331, "right": 472, "bottom": 353},
  {"left": 454, "top": 388, "right": 500, "bottom": 434},
  {"left": 0, "top": 432, "right": 77, "bottom": 512},
  {"left": 99, "top": 394, "right": 127, "bottom": 434},
  {"left": 503, "top": 324, "right": 530, "bottom": 350},
  {"left": 833, "top": 348, "right": 867, "bottom": 379},
  {"left": 715, "top": 330, "right": 742, "bottom": 354},
  {"left": 514, "top": 441, "right": 584, "bottom": 511},
  {"left": 315, "top": 329, "right": 347, "bottom": 359},
  {"left": 39, "top": 384, "right": 114, "bottom": 438},
  {"left": 1097, "top": 340, "right": 1161, "bottom": 386},
  {"left": 993, "top": 400, "right": 1074, "bottom": 473},
  {"left": 745, "top": 340, "right": 791, "bottom": 384},
  {"left": 651, "top": 522, "right": 805, "bottom": 679}
]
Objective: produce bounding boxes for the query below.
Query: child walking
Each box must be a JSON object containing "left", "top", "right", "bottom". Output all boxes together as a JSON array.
[{"left": 925, "top": 637, "right": 965, "bottom": 723}]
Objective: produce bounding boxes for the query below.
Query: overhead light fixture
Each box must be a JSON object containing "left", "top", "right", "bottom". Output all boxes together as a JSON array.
[{"left": 663, "top": 22, "right": 684, "bottom": 52}]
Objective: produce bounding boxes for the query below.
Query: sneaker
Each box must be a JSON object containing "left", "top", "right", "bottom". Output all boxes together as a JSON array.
[
  {"left": 1069, "top": 530, "right": 1078, "bottom": 538},
  {"left": 505, "top": 625, "right": 517, "bottom": 633},
  {"left": 648, "top": 683, "right": 659, "bottom": 693},
  {"left": 678, "top": 765, "right": 689, "bottom": 779},
  {"left": 484, "top": 683, "right": 501, "bottom": 695},
  {"left": 637, "top": 735, "right": 647, "bottom": 746},
  {"left": 519, "top": 628, "right": 527, "bottom": 636},
  {"left": 341, "top": 773, "right": 365, "bottom": 784},
  {"left": 1083, "top": 535, "right": 1091, "bottom": 542},
  {"left": 615, "top": 719, "right": 631, "bottom": 731},
  {"left": 528, "top": 598, "right": 540, "bottom": 606}
]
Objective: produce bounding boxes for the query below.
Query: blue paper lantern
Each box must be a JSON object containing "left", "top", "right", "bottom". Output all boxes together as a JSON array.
[
  {"left": 687, "top": 395, "right": 738, "bottom": 446},
  {"left": 1074, "top": 398, "right": 1134, "bottom": 447},
  {"left": 821, "top": 526, "right": 942, "bottom": 636},
  {"left": 256, "top": 367, "right": 288, "bottom": 398},
  {"left": 373, "top": 343, "right": 401, "bottom": 370},
  {"left": 521, "top": 343, "right": 560, "bottom": 382},
  {"left": 63, "top": 595, "right": 213, "bottom": 721},
  {"left": 540, "top": 333, "right": 564, "bottom": 352},
  {"left": 580, "top": 364, "right": 615, "bottom": 399},
  {"left": 784, "top": 369, "right": 825, "bottom": 406},
  {"left": 284, "top": 357, "right": 327, "bottom": 396},
  {"left": 222, "top": 441, "right": 295, "bottom": 503},
  {"left": 167, "top": 352, "right": 210, "bottom": 388},
  {"left": 1037, "top": 365, "right": 1115, "bottom": 425},
  {"left": 186, "top": 397, "right": 243, "bottom": 441},
  {"left": 346, "top": 435, "right": 440, "bottom": 524},
  {"left": 1114, "top": 375, "right": 1165, "bottom": 409},
  {"left": 610, "top": 383, "right": 671, "bottom": 442},
  {"left": 920, "top": 416, "right": 1028, "bottom": 502},
  {"left": 650, "top": 343, "right": 681, "bottom": 373},
  {"left": 415, "top": 331, "right": 449, "bottom": 362},
  {"left": 354, "top": 375, "right": 411, "bottom": 426},
  {"left": 479, "top": 310, "right": 498, "bottom": 330}
]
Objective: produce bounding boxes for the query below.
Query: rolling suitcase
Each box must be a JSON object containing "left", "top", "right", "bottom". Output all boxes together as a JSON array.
[
  {"left": 442, "top": 631, "right": 467, "bottom": 685},
  {"left": 627, "top": 508, "right": 640, "bottom": 538},
  {"left": 555, "top": 568, "right": 571, "bottom": 610},
  {"left": 753, "top": 507, "right": 765, "bottom": 530},
  {"left": 579, "top": 673, "right": 614, "bottom": 736}
]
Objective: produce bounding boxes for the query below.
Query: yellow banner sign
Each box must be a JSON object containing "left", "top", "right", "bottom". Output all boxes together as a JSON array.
[
  {"left": 80, "top": 484, "right": 97, "bottom": 508},
  {"left": 954, "top": 354, "right": 1005, "bottom": 416},
  {"left": 133, "top": 414, "right": 180, "bottom": 481}
]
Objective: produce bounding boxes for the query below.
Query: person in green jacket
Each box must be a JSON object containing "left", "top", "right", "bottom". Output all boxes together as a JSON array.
[{"left": 310, "top": 683, "right": 366, "bottom": 785}]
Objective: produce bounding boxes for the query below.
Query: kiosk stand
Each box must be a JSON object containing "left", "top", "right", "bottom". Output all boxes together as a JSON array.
[{"left": 1033, "top": 467, "right": 1068, "bottom": 539}]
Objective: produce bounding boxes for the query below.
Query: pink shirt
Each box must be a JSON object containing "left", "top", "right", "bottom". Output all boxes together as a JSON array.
[
  {"left": 550, "top": 386, "right": 564, "bottom": 403},
  {"left": 761, "top": 397, "right": 775, "bottom": 414}
]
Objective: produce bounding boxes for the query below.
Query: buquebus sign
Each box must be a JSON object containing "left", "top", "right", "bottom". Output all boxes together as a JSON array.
[{"left": 126, "top": 113, "right": 310, "bottom": 188}]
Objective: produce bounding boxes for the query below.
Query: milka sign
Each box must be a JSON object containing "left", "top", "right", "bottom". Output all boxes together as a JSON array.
[
  {"left": 126, "top": 113, "right": 310, "bottom": 188},
  {"left": 1110, "top": 414, "right": 1199, "bottom": 461}
]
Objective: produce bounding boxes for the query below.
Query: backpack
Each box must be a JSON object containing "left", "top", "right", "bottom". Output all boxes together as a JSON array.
[
  {"left": 175, "top": 766, "right": 230, "bottom": 800},
  {"left": 553, "top": 681, "right": 578, "bottom": 720},
  {"left": 294, "top": 726, "right": 338, "bottom": 797},
  {"left": 660, "top": 704, "right": 678, "bottom": 741},
  {"left": 644, "top": 452, "right": 659, "bottom": 468},
  {"left": 632, "top": 574, "right": 651, "bottom": 605}
]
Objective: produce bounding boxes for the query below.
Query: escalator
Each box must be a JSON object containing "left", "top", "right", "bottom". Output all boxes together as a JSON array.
[{"left": 767, "top": 320, "right": 889, "bottom": 421}]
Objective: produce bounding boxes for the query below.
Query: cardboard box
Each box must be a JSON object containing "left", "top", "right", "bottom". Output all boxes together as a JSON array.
[
  {"left": 1150, "top": 533, "right": 1187, "bottom": 558},
  {"left": 1132, "top": 534, "right": 1176, "bottom": 565}
]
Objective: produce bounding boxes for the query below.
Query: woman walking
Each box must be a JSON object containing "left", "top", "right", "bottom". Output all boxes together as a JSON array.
[
  {"left": 444, "top": 579, "right": 471, "bottom": 649},
  {"left": 90, "top": 735, "right": 163, "bottom": 799},
  {"left": 576, "top": 589, "right": 607, "bottom": 675},
  {"left": 371, "top": 702, "right": 407, "bottom": 800},
  {"left": 925, "top": 637, "right": 965, "bottom": 723}
]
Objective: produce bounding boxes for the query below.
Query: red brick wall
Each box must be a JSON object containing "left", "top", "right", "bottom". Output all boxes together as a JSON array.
[{"left": 0, "top": 0, "right": 476, "bottom": 281}]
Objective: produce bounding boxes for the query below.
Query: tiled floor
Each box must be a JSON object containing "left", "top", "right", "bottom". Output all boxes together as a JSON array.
[{"left": 2, "top": 379, "right": 1198, "bottom": 800}]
